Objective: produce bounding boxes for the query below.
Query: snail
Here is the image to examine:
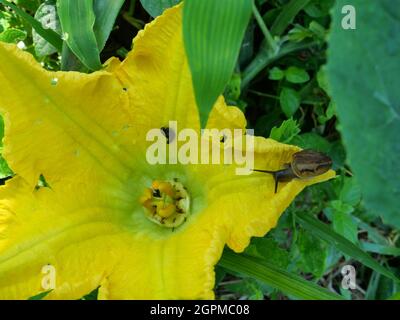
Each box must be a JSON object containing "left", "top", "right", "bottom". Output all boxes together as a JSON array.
[{"left": 253, "top": 149, "right": 332, "bottom": 193}]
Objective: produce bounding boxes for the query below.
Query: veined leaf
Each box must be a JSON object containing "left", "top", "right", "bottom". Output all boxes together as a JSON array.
[
  {"left": 93, "top": 0, "right": 125, "bottom": 51},
  {"left": 32, "top": 1, "right": 61, "bottom": 57},
  {"left": 0, "top": 28, "right": 26, "bottom": 43},
  {"left": 326, "top": 0, "right": 400, "bottom": 228},
  {"left": 296, "top": 213, "right": 400, "bottom": 283},
  {"left": 0, "top": 0, "right": 62, "bottom": 51},
  {"left": 183, "top": 0, "right": 252, "bottom": 128},
  {"left": 219, "top": 250, "right": 343, "bottom": 300},
  {"left": 57, "top": 0, "right": 102, "bottom": 71}
]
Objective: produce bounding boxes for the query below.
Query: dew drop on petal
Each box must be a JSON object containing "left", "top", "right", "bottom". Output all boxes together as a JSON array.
[
  {"left": 50, "top": 77, "right": 58, "bottom": 86},
  {"left": 17, "top": 41, "right": 26, "bottom": 50}
]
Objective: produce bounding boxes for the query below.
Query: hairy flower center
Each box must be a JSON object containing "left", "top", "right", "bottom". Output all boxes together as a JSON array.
[{"left": 140, "top": 179, "right": 190, "bottom": 228}]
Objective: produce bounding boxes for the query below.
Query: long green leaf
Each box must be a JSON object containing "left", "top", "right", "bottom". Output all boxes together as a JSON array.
[
  {"left": 326, "top": 0, "right": 400, "bottom": 228},
  {"left": 57, "top": 0, "right": 102, "bottom": 71},
  {"left": 296, "top": 213, "right": 400, "bottom": 283},
  {"left": 360, "top": 242, "right": 400, "bottom": 257},
  {"left": 219, "top": 250, "right": 343, "bottom": 300},
  {"left": 0, "top": 0, "right": 62, "bottom": 52},
  {"left": 183, "top": 0, "right": 252, "bottom": 128},
  {"left": 271, "top": 0, "right": 311, "bottom": 36},
  {"left": 93, "top": 0, "right": 125, "bottom": 51}
]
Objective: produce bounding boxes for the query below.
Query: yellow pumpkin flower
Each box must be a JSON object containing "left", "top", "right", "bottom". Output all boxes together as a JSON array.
[{"left": 0, "top": 5, "right": 334, "bottom": 299}]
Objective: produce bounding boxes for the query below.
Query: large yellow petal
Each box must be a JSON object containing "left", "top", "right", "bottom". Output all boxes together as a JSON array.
[
  {"left": 0, "top": 42, "right": 139, "bottom": 189},
  {"left": 0, "top": 177, "right": 134, "bottom": 299}
]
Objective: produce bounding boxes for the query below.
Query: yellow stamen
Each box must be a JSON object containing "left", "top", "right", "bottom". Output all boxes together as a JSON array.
[{"left": 158, "top": 203, "right": 176, "bottom": 218}]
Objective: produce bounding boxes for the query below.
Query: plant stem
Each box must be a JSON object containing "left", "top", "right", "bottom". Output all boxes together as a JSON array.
[
  {"left": 241, "top": 40, "right": 318, "bottom": 88},
  {"left": 252, "top": 2, "right": 278, "bottom": 54}
]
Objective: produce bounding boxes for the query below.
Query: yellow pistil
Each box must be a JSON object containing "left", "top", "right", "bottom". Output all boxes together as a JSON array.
[{"left": 140, "top": 179, "right": 190, "bottom": 228}]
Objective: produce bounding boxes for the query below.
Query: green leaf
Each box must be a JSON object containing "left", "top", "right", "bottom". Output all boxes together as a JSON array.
[
  {"left": 0, "top": 0, "right": 62, "bottom": 52},
  {"left": 244, "top": 237, "right": 290, "bottom": 269},
  {"left": 326, "top": 0, "right": 400, "bottom": 228},
  {"left": 0, "top": 155, "right": 12, "bottom": 179},
  {"left": 27, "top": 290, "right": 52, "bottom": 300},
  {"left": 296, "top": 229, "right": 327, "bottom": 278},
  {"left": 291, "top": 132, "right": 331, "bottom": 153},
  {"left": 280, "top": 87, "right": 300, "bottom": 117},
  {"left": 296, "top": 212, "right": 400, "bottom": 283},
  {"left": 219, "top": 250, "right": 343, "bottom": 300},
  {"left": 285, "top": 66, "right": 310, "bottom": 84},
  {"left": 224, "top": 277, "right": 264, "bottom": 300},
  {"left": 183, "top": 0, "right": 252, "bottom": 128},
  {"left": 57, "top": 0, "right": 102, "bottom": 71},
  {"left": 140, "top": 0, "right": 180, "bottom": 18},
  {"left": 269, "top": 118, "right": 300, "bottom": 143},
  {"left": 0, "top": 27, "right": 26, "bottom": 43},
  {"left": 360, "top": 242, "right": 400, "bottom": 257},
  {"left": 268, "top": 67, "right": 285, "bottom": 80},
  {"left": 329, "top": 200, "right": 358, "bottom": 244},
  {"left": 271, "top": 0, "right": 311, "bottom": 36},
  {"left": 93, "top": 0, "right": 125, "bottom": 51},
  {"left": 339, "top": 177, "right": 361, "bottom": 207},
  {"left": 32, "top": 1, "right": 61, "bottom": 57}
]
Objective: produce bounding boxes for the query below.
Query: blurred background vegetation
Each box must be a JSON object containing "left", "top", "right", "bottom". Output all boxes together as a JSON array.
[{"left": 0, "top": 0, "right": 399, "bottom": 300}]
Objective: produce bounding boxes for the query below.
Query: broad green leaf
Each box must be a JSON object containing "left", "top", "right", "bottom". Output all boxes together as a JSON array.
[
  {"left": 140, "top": 0, "right": 181, "bottom": 18},
  {"left": 219, "top": 250, "right": 343, "bottom": 300},
  {"left": 183, "top": 0, "right": 252, "bottom": 128},
  {"left": 285, "top": 66, "right": 310, "bottom": 84},
  {"left": 296, "top": 213, "right": 400, "bottom": 283},
  {"left": 93, "top": 0, "right": 125, "bottom": 51},
  {"left": 326, "top": 0, "right": 400, "bottom": 228},
  {"left": 0, "top": 27, "right": 26, "bottom": 43},
  {"left": 57, "top": 0, "right": 102, "bottom": 71},
  {"left": 244, "top": 237, "right": 290, "bottom": 269},
  {"left": 0, "top": 0, "right": 62, "bottom": 52},
  {"left": 329, "top": 200, "right": 358, "bottom": 244},
  {"left": 296, "top": 229, "right": 327, "bottom": 278},
  {"left": 291, "top": 132, "right": 331, "bottom": 153},
  {"left": 32, "top": 1, "right": 61, "bottom": 57},
  {"left": 280, "top": 87, "right": 300, "bottom": 117},
  {"left": 339, "top": 177, "right": 361, "bottom": 207},
  {"left": 269, "top": 118, "right": 300, "bottom": 143}
]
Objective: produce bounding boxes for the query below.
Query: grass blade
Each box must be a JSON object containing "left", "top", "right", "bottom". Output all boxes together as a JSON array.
[
  {"left": 296, "top": 213, "right": 400, "bottom": 283},
  {"left": 57, "top": 0, "right": 102, "bottom": 71},
  {"left": 219, "top": 250, "right": 343, "bottom": 300},
  {"left": 0, "top": 0, "right": 62, "bottom": 52},
  {"left": 93, "top": 0, "right": 125, "bottom": 51},
  {"left": 360, "top": 242, "right": 400, "bottom": 257},
  {"left": 183, "top": 0, "right": 252, "bottom": 128},
  {"left": 271, "top": 0, "right": 311, "bottom": 36}
]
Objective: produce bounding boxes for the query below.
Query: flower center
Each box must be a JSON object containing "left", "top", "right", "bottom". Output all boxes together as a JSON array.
[{"left": 139, "top": 179, "right": 190, "bottom": 228}]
